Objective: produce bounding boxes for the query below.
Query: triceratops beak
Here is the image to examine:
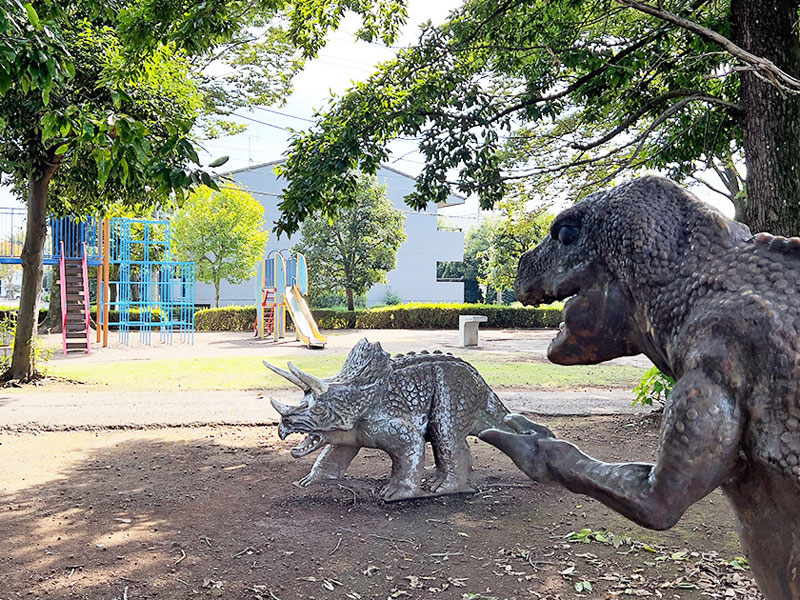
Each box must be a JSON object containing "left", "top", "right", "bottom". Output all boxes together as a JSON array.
[
  {"left": 263, "top": 360, "right": 310, "bottom": 392},
  {"left": 270, "top": 396, "right": 295, "bottom": 417},
  {"left": 287, "top": 362, "right": 329, "bottom": 396}
]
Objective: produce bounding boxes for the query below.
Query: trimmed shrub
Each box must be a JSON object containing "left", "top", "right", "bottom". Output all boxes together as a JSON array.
[
  {"left": 195, "top": 305, "right": 256, "bottom": 331},
  {"left": 194, "top": 302, "right": 562, "bottom": 331},
  {"left": 0, "top": 307, "right": 49, "bottom": 324}
]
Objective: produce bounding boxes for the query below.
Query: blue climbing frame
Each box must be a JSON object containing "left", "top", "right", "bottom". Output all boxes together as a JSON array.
[
  {"left": 103, "top": 218, "right": 195, "bottom": 346},
  {"left": 0, "top": 208, "right": 195, "bottom": 346}
]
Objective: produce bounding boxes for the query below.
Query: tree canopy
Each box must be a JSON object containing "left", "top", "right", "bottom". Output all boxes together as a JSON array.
[
  {"left": 292, "top": 174, "right": 406, "bottom": 311},
  {"left": 0, "top": 0, "right": 413, "bottom": 380},
  {"left": 172, "top": 184, "right": 268, "bottom": 307},
  {"left": 479, "top": 199, "right": 553, "bottom": 298},
  {"left": 277, "top": 0, "right": 800, "bottom": 237}
]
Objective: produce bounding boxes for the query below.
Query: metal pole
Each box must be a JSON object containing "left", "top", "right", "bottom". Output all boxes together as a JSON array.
[{"left": 103, "top": 218, "right": 110, "bottom": 348}]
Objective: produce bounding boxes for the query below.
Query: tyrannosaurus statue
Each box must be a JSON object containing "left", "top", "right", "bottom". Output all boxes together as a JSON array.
[
  {"left": 479, "top": 176, "right": 800, "bottom": 599},
  {"left": 266, "top": 338, "right": 512, "bottom": 501}
]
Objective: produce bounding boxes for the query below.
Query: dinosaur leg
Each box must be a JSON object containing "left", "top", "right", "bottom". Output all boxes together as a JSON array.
[
  {"left": 295, "top": 444, "right": 360, "bottom": 487},
  {"left": 481, "top": 370, "right": 743, "bottom": 530},
  {"left": 428, "top": 436, "right": 475, "bottom": 494},
  {"left": 425, "top": 367, "right": 476, "bottom": 494},
  {"left": 375, "top": 420, "right": 427, "bottom": 502}
]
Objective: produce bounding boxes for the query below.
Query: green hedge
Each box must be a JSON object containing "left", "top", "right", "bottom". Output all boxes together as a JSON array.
[
  {"left": 0, "top": 308, "right": 49, "bottom": 324},
  {"left": 195, "top": 302, "right": 562, "bottom": 331},
  {"left": 195, "top": 305, "right": 255, "bottom": 331},
  {"left": 90, "top": 307, "right": 164, "bottom": 325}
]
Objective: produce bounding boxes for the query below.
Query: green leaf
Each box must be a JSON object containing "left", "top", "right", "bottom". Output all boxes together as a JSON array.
[
  {"left": 23, "top": 3, "right": 40, "bottom": 28},
  {"left": 200, "top": 171, "right": 215, "bottom": 188},
  {"left": 208, "top": 155, "right": 230, "bottom": 168},
  {"left": 54, "top": 143, "right": 70, "bottom": 155}
]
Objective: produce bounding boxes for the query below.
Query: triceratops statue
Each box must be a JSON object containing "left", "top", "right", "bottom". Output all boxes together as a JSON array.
[{"left": 265, "top": 338, "right": 518, "bottom": 501}]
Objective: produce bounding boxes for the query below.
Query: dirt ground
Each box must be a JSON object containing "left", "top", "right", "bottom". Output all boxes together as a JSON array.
[{"left": 0, "top": 415, "right": 760, "bottom": 600}]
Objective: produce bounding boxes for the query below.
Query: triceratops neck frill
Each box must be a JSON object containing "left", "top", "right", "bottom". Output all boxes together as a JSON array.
[{"left": 327, "top": 338, "right": 392, "bottom": 385}]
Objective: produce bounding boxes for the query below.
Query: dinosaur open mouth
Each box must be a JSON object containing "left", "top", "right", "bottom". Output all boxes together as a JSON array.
[
  {"left": 290, "top": 433, "right": 327, "bottom": 458},
  {"left": 547, "top": 295, "right": 577, "bottom": 358}
]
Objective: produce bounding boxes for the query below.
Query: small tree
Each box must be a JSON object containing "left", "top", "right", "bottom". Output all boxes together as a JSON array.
[
  {"left": 171, "top": 185, "right": 268, "bottom": 307},
  {"left": 293, "top": 174, "right": 405, "bottom": 311},
  {"left": 479, "top": 200, "right": 553, "bottom": 303}
]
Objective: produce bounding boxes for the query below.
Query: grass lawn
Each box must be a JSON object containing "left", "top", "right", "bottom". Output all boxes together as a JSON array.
[{"left": 48, "top": 353, "right": 646, "bottom": 392}]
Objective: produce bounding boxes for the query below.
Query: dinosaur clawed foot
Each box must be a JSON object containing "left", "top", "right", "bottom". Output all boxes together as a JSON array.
[
  {"left": 426, "top": 473, "right": 475, "bottom": 495},
  {"left": 294, "top": 470, "right": 341, "bottom": 488},
  {"left": 380, "top": 480, "right": 427, "bottom": 502}
]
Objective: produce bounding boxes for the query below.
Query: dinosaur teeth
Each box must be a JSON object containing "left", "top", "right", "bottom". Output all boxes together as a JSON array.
[{"left": 290, "top": 433, "right": 326, "bottom": 458}]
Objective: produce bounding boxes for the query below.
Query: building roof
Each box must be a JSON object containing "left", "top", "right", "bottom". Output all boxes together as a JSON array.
[{"left": 225, "top": 159, "right": 466, "bottom": 208}]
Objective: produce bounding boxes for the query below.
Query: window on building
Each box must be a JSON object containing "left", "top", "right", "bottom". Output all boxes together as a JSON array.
[{"left": 436, "top": 261, "right": 464, "bottom": 282}]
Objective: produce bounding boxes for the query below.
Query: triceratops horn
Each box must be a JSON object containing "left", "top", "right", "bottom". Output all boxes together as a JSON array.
[
  {"left": 270, "top": 397, "right": 295, "bottom": 417},
  {"left": 263, "top": 360, "right": 309, "bottom": 392},
  {"left": 288, "top": 362, "right": 329, "bottom": 396}
]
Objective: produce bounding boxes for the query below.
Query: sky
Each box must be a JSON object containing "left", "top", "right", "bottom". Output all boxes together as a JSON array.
[
  {"left": 198, "top": 1, "right": 459, "bottom": 175},
  {"left": 1, "top": 1, "right": 735, "bottom": 222}
]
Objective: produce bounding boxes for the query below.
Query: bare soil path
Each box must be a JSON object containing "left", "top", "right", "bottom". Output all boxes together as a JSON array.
[
  {"left": 0, "top": 416, "right": 759, "bottom": 600},
  {"left": 0, "top": 330, "right": 758, "bottom": 599}
]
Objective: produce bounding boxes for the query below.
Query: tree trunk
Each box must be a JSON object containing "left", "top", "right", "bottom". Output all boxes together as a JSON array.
[
  {"left": 345, "top": 287, "right": 355, "bottom": 311},
  {"left": 8, "top": 168, "right": 55, "bottom": 381},
  {"left": 732, "top": 0, "right": 800, "bottom": 236},
  {"left": 215, "top": 281, "right": 220, "bottom": 308}
]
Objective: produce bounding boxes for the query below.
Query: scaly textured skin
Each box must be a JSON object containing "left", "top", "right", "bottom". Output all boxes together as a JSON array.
[
  {"left": 271, "top": 338, "right": 510, "bottom": 502},
  {"left": 479, "top": 176, "right": 800, "bottom": 600}
]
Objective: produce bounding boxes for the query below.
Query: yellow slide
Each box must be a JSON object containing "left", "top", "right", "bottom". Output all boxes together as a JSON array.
[{"left": 284, "top": 284, "right": 327, "bottom": 348}]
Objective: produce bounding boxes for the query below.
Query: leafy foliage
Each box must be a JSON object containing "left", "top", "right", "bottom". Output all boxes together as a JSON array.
[
  {"left": 293, "top": 174, "right": 406, "bottom": 310},
  {"left": 1, "top": 0, "right": 407, "bottom": 379},
  {"left": 277, "top": 0, "right": 746, "bottom": 235},
  {"left": 632, "top": 366, "right": 676, "bottom": 407},
  {"left": 479, "top": 200, "right": 553, "bottom": 296},
  {"left": 0, "top": 312, "right": 52, "bottom": 374},
  {"left": 171, "top": 185, "right": 268, "bottom": 307}
]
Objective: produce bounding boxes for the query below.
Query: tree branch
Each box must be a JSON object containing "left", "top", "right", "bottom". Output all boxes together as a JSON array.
[
  {"left": 486, "top": 27, "right": 665, "bottom": 125},
  {"left": 616, "top": 0, "right": 800, "bottom": 93},
  {"left": 572, "top": 89, "right": 741, "bottom": 151}
]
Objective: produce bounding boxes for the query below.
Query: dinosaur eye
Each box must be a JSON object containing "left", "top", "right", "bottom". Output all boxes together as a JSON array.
[
  {"left": 310, "top": 404, "right": 325, "bottom": 415},
  {"left": 557, "top": 224, "right": 580, "bottom": 246}
]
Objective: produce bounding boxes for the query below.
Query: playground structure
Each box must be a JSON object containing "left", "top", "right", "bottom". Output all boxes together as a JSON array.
[
  {"left": 255, "top": 250, "right": 326, "bottom": 348},
  {"left": 0, "top": 208, "right": 195, "bottom": 353}
]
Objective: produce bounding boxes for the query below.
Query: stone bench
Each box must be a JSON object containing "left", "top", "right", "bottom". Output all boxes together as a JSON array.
[{"left": 458, "top": 314, "right": 488, "bottom": 347}]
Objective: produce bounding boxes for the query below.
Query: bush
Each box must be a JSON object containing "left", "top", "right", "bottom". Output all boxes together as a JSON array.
[
  {"left": 195, "top": 305, "right": 256, "bottom": 331},
  {"left": 0, "top": 307, "right": 48, "bottom": 324},
  {"left": 632, "top": 366, "right": 675, "bottom": 408},
  {"left": 194, "top": 302, "right": 563, "bottom": 331}
]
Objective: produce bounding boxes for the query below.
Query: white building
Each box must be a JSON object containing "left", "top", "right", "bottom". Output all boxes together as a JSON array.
[{"left": 193, "top": 161, "right": 465, "bottom": 308}]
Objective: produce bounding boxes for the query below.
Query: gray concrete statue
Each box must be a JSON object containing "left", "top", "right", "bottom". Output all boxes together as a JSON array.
[
  {"left": 266, "top": 338, "right": 514, "bottom": 501},
  {"left": 479, "top": 176, "right": 800, "bottom": 599}
]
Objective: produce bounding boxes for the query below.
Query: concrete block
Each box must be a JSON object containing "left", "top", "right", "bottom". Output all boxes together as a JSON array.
[{"left": 459, "top": 314, "right": 488, "bottom": 347}]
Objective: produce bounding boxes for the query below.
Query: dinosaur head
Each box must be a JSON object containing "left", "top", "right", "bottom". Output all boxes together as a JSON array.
[
  {"left": 515, "top": 177, "right": 754, "bottom": 366},
  {"left": 264, "top": 361, "right": 361, "bottom": 458},
  {"left": 514, "top": 196, "right": 640, "bottom": 365}
]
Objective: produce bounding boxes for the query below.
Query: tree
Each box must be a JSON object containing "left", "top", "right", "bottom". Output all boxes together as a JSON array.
[
  {"left": 0, "top": 0, "right": 410, "bottom": 381},
  {"left": 276, "top": 0, "right": 800, "bottom": 238},
  {"left": 171, "top": 185, "right": 268, "bottom": 307},
  {"left": 479, "top": 200, "right": 553, "bottom": 302},
  {"left": 292, "top": 174, "right": 406, "bottom": 311}
]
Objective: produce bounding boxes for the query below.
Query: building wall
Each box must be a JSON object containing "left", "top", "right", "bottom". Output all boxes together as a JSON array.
[{"left": 193, "top": 162, "right": 465, "bottom": 308}]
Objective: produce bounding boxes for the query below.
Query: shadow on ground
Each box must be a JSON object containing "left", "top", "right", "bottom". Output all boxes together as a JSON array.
[{"left": 0, "top": 417, "right": 758, "bottom": 600}]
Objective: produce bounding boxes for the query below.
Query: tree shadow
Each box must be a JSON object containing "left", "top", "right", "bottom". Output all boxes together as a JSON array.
[{"left": 0, "top": 421, "right": 751, "bottom": 600}]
